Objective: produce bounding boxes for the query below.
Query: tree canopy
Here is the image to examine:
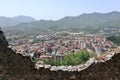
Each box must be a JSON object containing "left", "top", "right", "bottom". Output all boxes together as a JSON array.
[
  {"left": 107, "top": 35, "right": 120, "bottom": 46},
  {"left": 44, "top": 50, "right": 93, "bottom": 66}
]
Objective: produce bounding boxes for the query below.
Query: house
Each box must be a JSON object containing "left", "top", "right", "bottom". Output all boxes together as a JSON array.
[{"left": 53, "top": 54, "right": 64, "bottom": 61}]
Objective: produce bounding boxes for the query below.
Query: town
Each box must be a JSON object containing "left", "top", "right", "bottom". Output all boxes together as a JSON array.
[{"left": 9, "top": 30, "right": 116, "bottom": 62}]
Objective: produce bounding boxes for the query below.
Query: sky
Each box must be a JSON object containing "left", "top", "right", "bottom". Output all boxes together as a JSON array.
[{"left": 0, "top": 0, "right": 120, "bottom": 20}]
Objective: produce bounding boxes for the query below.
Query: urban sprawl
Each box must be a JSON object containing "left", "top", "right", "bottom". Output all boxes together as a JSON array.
[{"left": 10, "top": 28, "right": 118, "bottom": 62}]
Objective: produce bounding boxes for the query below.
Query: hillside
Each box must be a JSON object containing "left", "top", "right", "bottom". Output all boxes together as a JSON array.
[
  {"left": 5, "top": 11, "right": 120, "bottom": 32},
  {"left": 0, "top": 15, "right": 36, "bottom": 26}
]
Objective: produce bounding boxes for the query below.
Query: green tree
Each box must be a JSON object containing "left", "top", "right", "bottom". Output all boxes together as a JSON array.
[{"left": 44, "top": 50, "right": 93, "bottom": 66}]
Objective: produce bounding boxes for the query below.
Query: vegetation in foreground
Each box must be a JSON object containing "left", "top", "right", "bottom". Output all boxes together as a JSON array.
[{"left": 44, "top": 50, "right": 93, "bottom": 66}]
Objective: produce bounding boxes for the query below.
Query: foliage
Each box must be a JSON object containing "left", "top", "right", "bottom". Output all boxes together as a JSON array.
[
  {"left": 44, "top": 59, "right": 61, "bottom": 66},
  {"left": 34, "top": 58, "right": 40, "bottom": 63},
  {"left": 107, "top": 35, "right": 120, "bottom": 46},
  {"left": 44, "top": 50, "right": 93, "bottom": 66}
]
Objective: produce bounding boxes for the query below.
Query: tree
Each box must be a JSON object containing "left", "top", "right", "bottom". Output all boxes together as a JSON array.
[{"left": 44, "top": 50, "right": 93, "bottom": 66}]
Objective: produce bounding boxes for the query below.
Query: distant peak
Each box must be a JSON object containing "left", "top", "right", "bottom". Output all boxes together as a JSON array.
[
  {"left": 13, "top": 15, "right": 36, "bottom": 19},
  {"left": 108, "top": 11, "right": 120, "bottom": 14},
  {"left": 13, "top": 15, "right": 36, "bottom": 23},
  {"left": 110, "top": 11, "right": 119, "bottom": 13}
]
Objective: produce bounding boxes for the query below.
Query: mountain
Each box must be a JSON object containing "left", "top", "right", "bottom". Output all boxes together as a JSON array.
[
  {"left": 0, "top": 15, "right": 36, "bottom": 26},
  {"left": 8, "top": 11, "right": 120, "bottom": 32},
  {"left": 13, "top": 15, "right": 36, "bottom": 23},
  {"left": 56, "top": 11, "right": 120, "bottom": 31}
]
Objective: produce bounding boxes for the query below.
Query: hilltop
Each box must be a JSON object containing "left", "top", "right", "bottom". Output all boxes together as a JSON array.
[
  {"left": 0, "top": 15, "right": 36, "bottom": 26},
  {"left": 6, "top": 11, "right": 120, "bottom": 30}
]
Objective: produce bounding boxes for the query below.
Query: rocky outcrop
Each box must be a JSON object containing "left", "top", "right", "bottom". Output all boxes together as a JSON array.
[
  {"left": 0, "top": 28, "right": 120, "bottom": 80},
  {"left": 0, "top": 29, "right": 39, "bottom": 80},
  {"left": 0, "top": 29, "right": 8, "bottom": 47}
]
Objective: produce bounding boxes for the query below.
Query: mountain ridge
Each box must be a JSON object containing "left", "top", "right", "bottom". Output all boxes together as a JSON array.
[
  {"left": 8, "top": 11, "right": 120, "bottom": 32},
  {"left": 0, "top": 15, "right": 36, "bottom": 26}
]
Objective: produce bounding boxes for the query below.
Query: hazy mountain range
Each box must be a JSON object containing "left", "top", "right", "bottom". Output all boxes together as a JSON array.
[
  {"left": 0, "top": 15, "right": 36, "bottom": 26},
  {"left": 1, "top": 11, "right": 120, "bottom": 34}
]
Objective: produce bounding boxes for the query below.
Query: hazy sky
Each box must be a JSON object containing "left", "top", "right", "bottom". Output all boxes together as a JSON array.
[{"left": 0, "top": 0, "right": 120, "bottom": 20}]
